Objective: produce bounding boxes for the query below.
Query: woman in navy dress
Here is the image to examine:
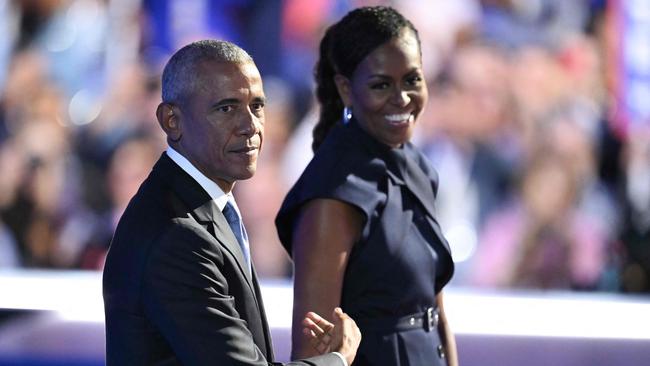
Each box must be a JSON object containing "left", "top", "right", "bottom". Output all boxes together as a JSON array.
[{"left": 276, "top": 6, "right": 457, "bottom": 366}]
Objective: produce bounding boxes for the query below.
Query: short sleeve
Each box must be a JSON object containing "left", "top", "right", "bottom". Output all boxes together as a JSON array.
[
  {"left": 275, "top": 149, "right": 388, "bottom": 255},
  {"left": 330, "top": 164, "right": 387, "bottom": 223}
]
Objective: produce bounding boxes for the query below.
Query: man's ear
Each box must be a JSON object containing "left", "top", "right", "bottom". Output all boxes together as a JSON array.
[
  {"left": 156, "top": 103, "right": 182, "bottom": 143},
  {"left": 334, "top": 74, "right": 352, "bottom": 107}
]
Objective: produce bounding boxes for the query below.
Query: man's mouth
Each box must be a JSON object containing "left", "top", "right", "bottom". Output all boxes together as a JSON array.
[{"left": 230, "top": 145, "right": 258, "bottom": 155}]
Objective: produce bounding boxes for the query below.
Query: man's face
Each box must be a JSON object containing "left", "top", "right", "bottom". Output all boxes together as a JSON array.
[{"left": 174, "top": 60, "right": 265, "bottom": 192}]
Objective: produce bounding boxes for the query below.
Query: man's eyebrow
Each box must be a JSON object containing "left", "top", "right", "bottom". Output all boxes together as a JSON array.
[
  {"left": 211, "top": 98, "right": 241, "bottom": 109},
  {"left": 252, "top": 96, "right": 267, "bottom": 104}
]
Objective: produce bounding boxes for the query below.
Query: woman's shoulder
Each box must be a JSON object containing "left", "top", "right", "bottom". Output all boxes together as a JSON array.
[
  {"left": 276, "top": 124, "right": 390, "bottom": 251},
  {"left": 278, "top": 123, "right": 389, "bottom": 219},
  {"left": 299, "top": 123, "right": 389, "bottom": 193}
]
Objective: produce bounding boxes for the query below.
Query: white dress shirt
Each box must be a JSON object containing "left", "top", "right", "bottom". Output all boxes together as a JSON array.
[{"left": 166, "top": 147, "right": 237, "bottom": 212}]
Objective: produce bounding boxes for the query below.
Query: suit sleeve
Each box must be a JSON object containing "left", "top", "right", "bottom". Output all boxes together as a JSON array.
[{"left": 142, "top": 223, "right": 343, "bottom": 366}]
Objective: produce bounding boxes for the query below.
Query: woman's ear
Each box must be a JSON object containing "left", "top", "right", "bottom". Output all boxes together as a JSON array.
[
  {"left": 334, "top": 74, "right": 352, "bottom": 107},
  {"left": 156, "top": 103, "right": 182, "bottom": 143}
]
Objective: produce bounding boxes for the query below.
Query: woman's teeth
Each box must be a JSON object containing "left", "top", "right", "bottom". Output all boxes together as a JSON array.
[{"left": 385, "top": 113, "right": 413, "bottom": 124}]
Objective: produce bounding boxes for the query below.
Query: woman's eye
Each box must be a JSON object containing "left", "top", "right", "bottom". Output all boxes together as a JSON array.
[
  {"left": 370, "top": 82, "right": 389, "bottom": 90},
  {"left": 406, "top": 76, "right": 423, "bottom": 86}
]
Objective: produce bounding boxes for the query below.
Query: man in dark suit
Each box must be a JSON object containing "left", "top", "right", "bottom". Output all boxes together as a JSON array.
[{"left": 102, "top": 40, "right": 360, "bottom": 365}]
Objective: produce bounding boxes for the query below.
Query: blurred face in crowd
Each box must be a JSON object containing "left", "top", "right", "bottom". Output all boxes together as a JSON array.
[
  {"left": 161, "top": 60, "right": 265, "bottom": 193},
  {"left": 109, "top": 138, "right": 159, "bottom": 210},
  {"left": 449, "top": 44, "right": 511, "bottom": 140},
  {"left": 336, "top": 28, "right": 428, "bottom": 147},
  {"left": 522, "top": 158, "right": 575, "bottom": 224}
]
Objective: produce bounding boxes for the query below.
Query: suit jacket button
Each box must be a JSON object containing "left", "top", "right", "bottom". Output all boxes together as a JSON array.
[{"left": 437, "top": 345, "right": 446, "bottom": 358}]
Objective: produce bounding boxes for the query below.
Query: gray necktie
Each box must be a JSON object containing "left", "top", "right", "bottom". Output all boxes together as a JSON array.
[{"left": 222, "top": 200, "right": 251, "bottom": 273}]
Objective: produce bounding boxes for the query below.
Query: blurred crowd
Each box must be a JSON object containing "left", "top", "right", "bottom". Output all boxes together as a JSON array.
[{"left": 0, "top": 0, "right": 648, "bottom": 294}]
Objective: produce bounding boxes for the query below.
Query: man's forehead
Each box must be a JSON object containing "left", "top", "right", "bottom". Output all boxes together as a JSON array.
[
  {"left": 195, "top": 60, "right": 260, "bottom": 78},
  {"left": 192, "top": 60, "right": 264, "bottom": 98}
]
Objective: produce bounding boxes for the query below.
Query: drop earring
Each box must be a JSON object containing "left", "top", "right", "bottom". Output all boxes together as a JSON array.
[{"left": 342, "top": 106, "right": 352, "bottom": 124}]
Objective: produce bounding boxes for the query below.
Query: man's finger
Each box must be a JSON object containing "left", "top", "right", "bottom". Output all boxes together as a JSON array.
[
  {"left": 306, "top": 329, "right": 332, "bottom": 354},
  {"left": 303, "top": 316, "right": 327, "bottom": 336},
  {"left": 305, "top": 311, "right": 335, "bottom": 333},
  {"left": 303, "top": 327, "right": 317, "bottom": 338}
]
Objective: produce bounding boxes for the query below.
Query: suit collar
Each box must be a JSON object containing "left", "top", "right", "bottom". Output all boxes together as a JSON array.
[
  {"left": 165, "top": 146, "right": 230, "bottom": 210},
  {"left": 154, "top": 153, "right": 256, "bottom": 289}
]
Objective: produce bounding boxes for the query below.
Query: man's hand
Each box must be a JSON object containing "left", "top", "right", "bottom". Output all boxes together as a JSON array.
[{"left": 302, "top": 308, "right": 361, "bottom": 365}]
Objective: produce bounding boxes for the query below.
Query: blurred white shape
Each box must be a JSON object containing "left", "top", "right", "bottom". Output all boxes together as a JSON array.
[
  {"left": 2, "top": 271, "right": 650, "bottom": 340},
  {"left": 260, "top": 281, "right": 293, "bottom": 329},
  {"left": 67, "top": 0, "right": 105, "bottom": 54},
  {"left": 625, "top": 24, "right": 650, "bottom": 75},
  {"left": 69, "top": 89, "right": 102, "bottom": 126},
  {"left": 0, "top": 270, "right": 104, "bottom": 322},
  {"left": 67, "top": 0, "right": 100, "bottom": 24},
  {"left": 444, "top": 288, "right": 650, "bottom": 340},
  {"left": 445, "top": 222, "right": 477, "bottom": 263},
  {"left": 628, "top": 0, "right": 650, "bottom": 21},
  {"left": 44, "top": 21, "right": 77, "bottom": 53},
  {"left": 629, "top": 80, "right": 650, "bottom": 118}
]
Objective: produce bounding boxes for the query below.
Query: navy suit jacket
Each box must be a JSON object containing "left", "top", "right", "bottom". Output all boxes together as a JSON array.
[{"left": 103, "top": 153, "right": 341, "bottom": 366}]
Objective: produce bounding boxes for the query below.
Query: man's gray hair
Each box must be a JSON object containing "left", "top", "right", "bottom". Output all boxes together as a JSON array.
[{"left": 161, "top": 40, "right": 253, "bottom": 103}]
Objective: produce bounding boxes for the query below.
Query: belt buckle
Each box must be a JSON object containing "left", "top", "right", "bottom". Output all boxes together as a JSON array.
[{"left": 424, "top": 307, "right": 438, "bottom": 332}]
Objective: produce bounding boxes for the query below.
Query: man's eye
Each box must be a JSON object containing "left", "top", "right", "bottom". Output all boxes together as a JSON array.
[
  {"left": 218, "top": 105, "right": 234, "bottom": 113},
  {"left": 251, "top": 103, "right": 265, "bottom": 111}
]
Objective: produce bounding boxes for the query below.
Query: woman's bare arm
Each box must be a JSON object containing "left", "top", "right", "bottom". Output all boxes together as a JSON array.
[
  {"left": 290, "top": 199, "right": 363, "bottom": 359},
  {"left": 437, "top": 292, "right": 458, "bottom": 366}
]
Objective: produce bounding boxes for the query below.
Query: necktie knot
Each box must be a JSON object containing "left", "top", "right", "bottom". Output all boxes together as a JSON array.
[{"left": 222, "top": 200, "right": 251, "bottom": 273}]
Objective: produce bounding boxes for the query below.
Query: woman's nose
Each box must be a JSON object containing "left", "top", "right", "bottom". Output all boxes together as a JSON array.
[{"left": 392, "top": 89, "right": 410, "bottom": 107}]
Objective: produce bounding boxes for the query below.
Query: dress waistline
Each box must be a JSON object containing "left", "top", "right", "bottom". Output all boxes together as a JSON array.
[{"left": 355, "top": 307, "right": 440, "bottom": 333}]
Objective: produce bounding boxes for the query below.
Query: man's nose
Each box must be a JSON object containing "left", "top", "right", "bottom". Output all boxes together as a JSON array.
[{"left": 237, "top": 110, "right": 260, "bottom": 136}]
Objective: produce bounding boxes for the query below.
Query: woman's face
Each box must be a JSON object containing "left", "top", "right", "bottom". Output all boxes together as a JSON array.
[{"left": 336, "top": 28, "right": 427, "bottom": 147}]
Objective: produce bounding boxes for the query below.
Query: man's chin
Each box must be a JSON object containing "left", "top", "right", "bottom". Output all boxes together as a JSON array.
[{"left": 236, "top": 166, "right": 257, "bottom": 181}]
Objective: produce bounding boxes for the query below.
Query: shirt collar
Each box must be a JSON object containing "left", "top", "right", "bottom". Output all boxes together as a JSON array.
[{"left": 166, "top": 146, "right": 230, "bottom": 211}]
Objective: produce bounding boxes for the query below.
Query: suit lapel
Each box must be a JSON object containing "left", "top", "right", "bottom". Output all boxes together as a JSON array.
[{"left": 156, "top": 153, "right": 259, "bottom": 303}]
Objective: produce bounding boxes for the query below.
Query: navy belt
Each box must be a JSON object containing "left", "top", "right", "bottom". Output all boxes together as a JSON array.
[{"left": 356, "top": 307, "right": 440, "bottom": 332}]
